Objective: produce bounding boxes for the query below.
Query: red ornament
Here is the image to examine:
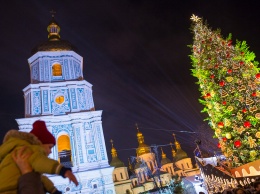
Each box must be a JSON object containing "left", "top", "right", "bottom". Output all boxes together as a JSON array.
[
  {"left": 227, "top": 69, "right": 232, "bottom": 74},
  {"left": 219, "top": 81, "right": 225, "bottom": 87},
  {"left": 242, "top": 108, "right": 247, "bottom": 113},
  {"left": 255, "top": 73, "right": 260, "bottom": 79},
  {"left": 234, "top": 140, "right": 242, "bottom": 148},
  {"left": 252, "top": 92, "right": 257, "bottom": 97},
  {"left": 210, "top": 74, "right": 215, "bottom": 79},
  {"left": 222, "top": 101, "right": 227, "bottom": 105},
  {"left": 204, "top": 93, "right": 211, "bottom": 99},
  {"left": 217, "top": 143, "right": 221, "bottom": 148},
  {"left": 222, "top": 137, "right": 227, "bottom": 142},
  {"left": 228, "top": 40, "right": 232, "bottom": 46},
  {"left": 239, "top": 61, "right": 244, "bottom": 65},
  {"left": 218, "top": 122, "right": 224, "bottom": 128},
  {"left": 243, "top": 121, "right": 251, "bottom": 128}
]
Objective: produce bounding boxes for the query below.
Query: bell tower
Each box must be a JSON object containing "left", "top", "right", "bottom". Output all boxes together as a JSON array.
[{"left": 16, "top": 15, "right": 116, "bottom": 194}]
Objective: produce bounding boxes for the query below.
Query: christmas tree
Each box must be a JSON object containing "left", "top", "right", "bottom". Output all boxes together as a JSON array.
[{"left": 189, "top": 14, "right": 260, "bottom": 167}]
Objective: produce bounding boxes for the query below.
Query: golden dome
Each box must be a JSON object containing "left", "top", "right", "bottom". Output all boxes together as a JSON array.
[
  {"left": 172, "top": 134, "right": 188, "bottom": 162},
  {"left": 135, "top": 124, "right": 150, "bottom": 156},
  {"left": 109, "top": 139, "right": 125, "bottom": 168},
  {"left": 161, "top": 147, "right": 171, "bottom": 165},
  {"left": 32, "top": 15, "right": 77, "bottom": 54}
]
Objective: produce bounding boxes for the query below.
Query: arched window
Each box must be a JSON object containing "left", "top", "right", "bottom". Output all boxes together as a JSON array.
[
  {"left": 52, "top": 63, "right": 62, "bottom": 76},
  {"left": 57, "top": 135, "right": 72, "bottom": 167}
]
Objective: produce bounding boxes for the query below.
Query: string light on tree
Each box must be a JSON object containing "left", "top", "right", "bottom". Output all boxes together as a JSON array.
[{"left": 189, "top": 14, "right": 260, "bottom": 167}]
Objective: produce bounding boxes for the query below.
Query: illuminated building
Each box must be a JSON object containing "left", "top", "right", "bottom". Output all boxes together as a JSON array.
[
  {"left": 16, "top": 16, "right": 116, "bottom": 193},
  {"left": 110, "top": 127, "right": 201, "bottom": 194}
]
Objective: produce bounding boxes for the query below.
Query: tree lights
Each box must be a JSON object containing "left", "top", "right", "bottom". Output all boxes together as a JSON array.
[{"left": 189, "top": 14, "right": 260, "bottom": 167}]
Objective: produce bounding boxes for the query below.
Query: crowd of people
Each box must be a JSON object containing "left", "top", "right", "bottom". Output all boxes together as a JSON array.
[{"left": 213, "top": 179, "right": 260, "bottom": 194}]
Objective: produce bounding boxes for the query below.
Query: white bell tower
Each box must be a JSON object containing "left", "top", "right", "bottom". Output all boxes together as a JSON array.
[{"left": 16, "top": 15, "right": 115, "bottom": 194}]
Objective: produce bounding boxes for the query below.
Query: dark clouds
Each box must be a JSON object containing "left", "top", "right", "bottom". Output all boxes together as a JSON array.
[{"left": 0, "top": 0, "right": 259, "bottom": 164}]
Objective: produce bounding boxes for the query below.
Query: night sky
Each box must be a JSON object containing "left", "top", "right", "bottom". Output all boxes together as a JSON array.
[{"left": 0, "top": 1, "right": 259, "bottom": 165}]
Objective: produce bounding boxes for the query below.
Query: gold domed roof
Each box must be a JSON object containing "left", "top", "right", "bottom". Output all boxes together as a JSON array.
[
  {"left": 172, "top": 134, "right": 188, "bottom": 162},
  {"left": 135, "top": 124, "right": 150, "bottom": 156},
  {"left": 161, "top": 147, "right": 171, "bottom": 165},
  {"left": 32, "top": 15, "right": 77, "bottom": 54},
  {"left": 109, "top": 139, "right": 125, "bottom": 168}
]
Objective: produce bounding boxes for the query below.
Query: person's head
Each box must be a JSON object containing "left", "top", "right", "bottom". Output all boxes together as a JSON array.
[
  {"left": 30, "top": 120, "right": 56, "bottom": 155},
  {"left": 254, "top": 181, "right": 260, "bottom": 191},
  {"left": 234, "top": 188, "right": 246, "bottom": 194}
]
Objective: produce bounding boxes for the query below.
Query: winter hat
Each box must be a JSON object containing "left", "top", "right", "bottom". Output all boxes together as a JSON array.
[{"left": 30, "top": 120, "right": 56, "bottom": 145}]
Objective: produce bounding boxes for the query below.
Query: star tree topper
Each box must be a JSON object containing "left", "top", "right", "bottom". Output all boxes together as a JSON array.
[{"left": 190, "top": 14, "right": 201, "bottom": 22}]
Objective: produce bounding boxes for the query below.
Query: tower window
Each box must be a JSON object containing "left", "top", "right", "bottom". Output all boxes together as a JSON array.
[
  {"left": 52, "top": 63, "right": 62, "bottom": 76},
  {"left": 57, "top": 135, "right": 73, "bottom": 167}
]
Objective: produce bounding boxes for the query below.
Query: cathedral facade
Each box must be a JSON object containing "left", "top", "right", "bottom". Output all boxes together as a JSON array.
[{"left": 16, "top": 17, "right": 116, "bottom": 194}]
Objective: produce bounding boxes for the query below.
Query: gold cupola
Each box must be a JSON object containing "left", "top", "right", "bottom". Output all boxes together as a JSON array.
[
  {"left": 170, "top": 142, "right": 176, "bottom": 159},
  {"left": 109, "top": 139, "right": 125, "bottom": 168},
  {"left": 135, "top": 124, "right": 150, "bottom": 156},
  {"left": 32, "top": 12, "right": 77, "bottom": 54},
  {"left": 47, "top": 15, "right": 61, "bottom": 40},
  {"left": 172, "top": 134, "right": 188, "bottom": 162},
  {"left": 160, "top": 147, "right": 171, "bottom": 165}
]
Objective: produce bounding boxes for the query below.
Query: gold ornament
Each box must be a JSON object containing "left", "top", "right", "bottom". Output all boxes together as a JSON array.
[
  {"left": 226, "top": 76, "right": 233, "bottom": 82},
  {"left": 255, "top": 113, "right": 260, "bottom": 119},
  {"left": 248, "top": 81, "right": 257, "bottom": 90},
  {"left": 248, "top": 136, "right": 257, "bottom": 148},
  {"left": 250, "top": 150, "right": 257, "bottom": 158},
  {"left": 256, "top": 131, "right": 260, "bottom": 138},
  {"left": 226, "top": 133, "right": 232, "bottom": 139},
  {"left": 249, "top": 105, "right": 257, "bottom": 113},
  {"left": 246, "top": 97, "right": 254, "bottom": 105},
  {"left": 236, "top": 126, "right": 245, "bottom": 134},
  {"left": 221, "top": 90, "right": 228, "bottom": 97},
  {"left": 224, "top": 118, "right": 231, "bottom": 127},
  {"left": 237, "top": 112, "right": 243, "bottom": 121},
  {"left": 227, "top": 106, "right": 234, "bottom": 111},
  {"left": 238, "top": 85, "right": 246, "bottom": 91}
]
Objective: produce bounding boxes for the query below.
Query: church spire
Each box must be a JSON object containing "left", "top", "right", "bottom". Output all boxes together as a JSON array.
[
  {"left": 110, "top": 139, "right": 117, "bottom": 157},
  {"left": 161, "top": 147, "right": 166, "bottom": 159},
  {"left": 47, "top": 10, "right": 61, "bottom": 40},
  {"left": 170, "top": 142, "right": 176, "bottom": 158},
  {"left": 109, "top": 139, "right": 125, "bottom": 168},
  {"left": 173, "top": 133, "right": 181, "bottom": 150},
  {"left": 135, "top": 123, "right": 150, "bottom": 156},
  {"left": 172, "top": 134, "right": 188, "bottom": 162}
]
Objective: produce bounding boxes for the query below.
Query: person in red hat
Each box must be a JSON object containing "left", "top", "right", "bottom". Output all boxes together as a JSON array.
[{"left": 0, "top": 120, "right": 78, "bottom": 194}]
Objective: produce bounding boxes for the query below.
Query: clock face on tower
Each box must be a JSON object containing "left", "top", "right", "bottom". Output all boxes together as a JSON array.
[{"left": 55, "top": 95, "right": 65, "bottom": 104}]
